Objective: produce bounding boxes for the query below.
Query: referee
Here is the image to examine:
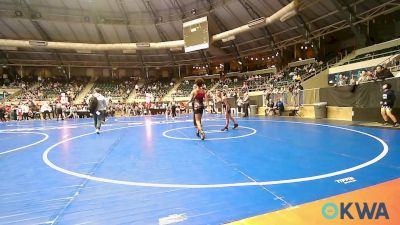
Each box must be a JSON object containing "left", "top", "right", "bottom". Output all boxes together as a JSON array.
[
  {"left": 89, "top": 88, "right": 108, "bottom": 134},
  {"left": 380, "top": 83, "right": 399, "bottom": 127}
]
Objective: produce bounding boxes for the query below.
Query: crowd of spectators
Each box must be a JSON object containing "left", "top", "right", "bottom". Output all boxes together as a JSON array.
[
  {"left": 331, "top": 64, "right": 396, "bottom": 87},
  {"left": 91, "top": 77, "right": 137, "bottom": 101},
  {"left": 5, "top": 76, "right": 88, "bottom": 103},
  {"left": 135, "top": 80, "right": 173, "bottom": 100},
  {"left": 284, "top": 61, "right": 323, "bottom": 82},
  {"left": 3, "top": 53, "right": 398, "bottom": 123},
  {"left": 174, "top": 79, "right": 214, "bottom": 97}
]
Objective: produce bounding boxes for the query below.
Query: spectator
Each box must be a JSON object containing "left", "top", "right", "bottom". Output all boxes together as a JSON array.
[
  {"left": 375, "top": 65, "right": 394, "bottom": 80},
  {"left": 242, "top": 91, "right": 250, "bottom": 117},
  {"left": 265, "top": 99, "right": 275, "bottom": 116},
  {"left": 357, "top": 70, "right": 370, "bottom": 84},
  {"left": 40, "top": 102, "right": 52, "bottom": 120},
  {"left": 337, "top": 74, "right": 348, "bottom": 86},
  {"left": 275, "top": 99, "right": 285, "bottom": 116}
]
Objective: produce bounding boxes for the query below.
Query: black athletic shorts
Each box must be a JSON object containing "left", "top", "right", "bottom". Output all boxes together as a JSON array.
[{"left": 194, "top": 107, "right": 204, "bottom": 114}]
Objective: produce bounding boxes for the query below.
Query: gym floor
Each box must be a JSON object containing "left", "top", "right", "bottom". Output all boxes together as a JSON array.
[{"left": 0, "top": 114, "right": 399, "bottom": 225}]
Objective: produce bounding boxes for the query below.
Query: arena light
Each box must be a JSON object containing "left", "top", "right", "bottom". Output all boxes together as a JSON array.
[
  {"left": 84, "top": 16, "right": 90, "bottom": 22},
  {"left": 136, "top": 42, "right": 150, "bottom": 48},
  {"left": 29, "top": 40, "right": 48, "bottom": 47},
  {"left": 76, "top": 49, "right": 91, "bottom": 54},
  {"left": 0, "top": 46, "right": 17, "bottom": 51},
  {"left": 122, "top": 49, "right": 136, "bottom": 54},
  {"left": 221, "top": 36, "right": 235, "bottom": 43},
  {"left": 33, "top": 12, "right": 41, "bottom": 19},
  {"left": 279, "top": 10, "right": 297, "bottom": 22},
  {"left": 248, "top": 17, "right": 265, "bottom": 27},
  {"left": 15, "top": 10, "right": 23, "bottom": 17},
  {"left": 170, "top": 47, "right": 182, "bottom": 52}
]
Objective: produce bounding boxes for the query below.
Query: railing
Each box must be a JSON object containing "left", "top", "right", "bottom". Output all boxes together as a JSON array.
[
  {"left": 346, "top": 49, "right": 400, "bottom": 65},
  {"left": 260, "top": 89, "right": 305, "bottom": 108}
]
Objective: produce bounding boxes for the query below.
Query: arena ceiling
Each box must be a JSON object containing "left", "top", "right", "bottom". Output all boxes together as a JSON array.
[{"left": 0, "top": 0, "right": 399, "bottom": 69}]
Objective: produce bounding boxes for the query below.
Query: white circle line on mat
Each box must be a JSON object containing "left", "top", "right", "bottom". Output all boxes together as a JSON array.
[
  {"left": 162, "top": 125, "right": 257, "bottom": 140},
  {"left": 0, "top": 132, "right": 49, "bottom": 155},
  {"left": 42, "top": 120, "right": 389, "bottom": 188}
]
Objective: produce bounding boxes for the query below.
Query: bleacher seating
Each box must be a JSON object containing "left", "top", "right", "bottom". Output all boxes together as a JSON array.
[
  {"left": 136, "top": 80, "right": 172, "bottom": 99},
  {"left": 174, "top": 79, "right": 213, "bottom": 97},
  {"left": 348, "top": 46, "right": 400, "bottom": 64},
  {"left": 91, "top": 78, "right": 136, "bottom": 101},
  {"left": 11, "top": 76, "right": 88, "bottom": 102}
]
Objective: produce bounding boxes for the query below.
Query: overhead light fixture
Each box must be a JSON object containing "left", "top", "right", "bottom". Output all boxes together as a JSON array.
[
  {"left": 0, "top": 46, "right": 17, "bottom": 51},
  {"left": 222, "top": 36, "right": 235, "bottom": 43},
  {"left": 170, "top": 47, "right": 182, "bottom": 52},
  {"left": 238, "top": 61, "right": 242, "bottom": 65},
  {"left": 77, "top": 49, "right": 92, "bottom": 54},
  {"left": 122, "top": 49, "right": 136, "bottom": 54},
  {"left": 280, "top": 10, "right": 297, "bottom": 22},
  {"left": 248, "top": 17, "right": 265, "bottom": 27},
  {"left": 29, "top": 40, "right": 47, "bottom": 47},
  {"left": 15, "top": 10, "right": 23, "bottom": 17},
  {"left": 84, "top": 16, "right": 90, "bottom": 22},
  {"left": 33, "top": 12, "right": 41, "bottom": 19},
  {"left": 136, "top": 42, "right": 150, "bottom": 48}
]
